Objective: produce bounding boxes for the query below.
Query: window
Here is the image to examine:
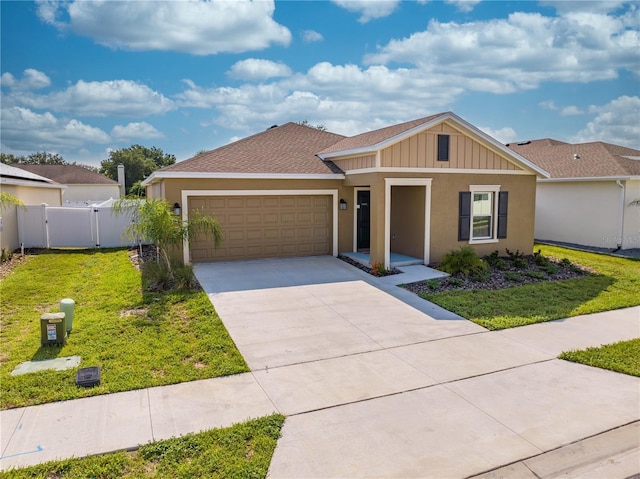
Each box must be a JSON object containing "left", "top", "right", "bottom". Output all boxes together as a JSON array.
[
  {"left": 472, "top": 192, "right": 493, "bottom": 239},
  {"left": 437, "top": 134, "right": 449, "bottom": 161},
  {"left": 458, "top": 186, "right": 508, "bottom": 243}
]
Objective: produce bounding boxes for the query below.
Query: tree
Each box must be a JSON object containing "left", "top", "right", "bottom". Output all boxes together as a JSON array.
[
  {"left": 100, "top": 145, "right": 175, "bottom": 195},
  {"left": 296, "top": 120, "right": 327, "bottom": 131},
  {"left": 0, "top": 152, "right": 98, "bottom": 172},
  {"left": 113, "top": 197, "right": 223, "bottom": 285},
  {"left": 0, "top": 192, "right": 25, "bottom": 210},
  {"left": 1, "top": 151, "right": 65, "bottom": 165}
]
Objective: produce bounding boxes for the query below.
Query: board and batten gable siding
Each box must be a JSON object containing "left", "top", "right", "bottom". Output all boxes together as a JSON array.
[
  {"left": 331, "top": 155, "right": 376, "bottom": 172},
  {"left": 380, "top": 122, "right": 519, "bottom": 171}
]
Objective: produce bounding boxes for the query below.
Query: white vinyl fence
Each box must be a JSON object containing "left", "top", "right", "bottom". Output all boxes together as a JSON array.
[{"left": 18, "top": 204, "right": 146, "bottom": 249}]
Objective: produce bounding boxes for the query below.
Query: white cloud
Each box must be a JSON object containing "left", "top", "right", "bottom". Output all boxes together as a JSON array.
[
  {"left": 4, "top": 78, "right": 174, "bottom": 117},
  {"left": 301, "top": 30, "right": 324, "bottom": 42},
  {"left": 540, "top": 1, "right": 629, "bottom": 14},
  {"left": 571, "top": 95, "right": 640, "bottom": 148},
  {"left": 331, "top": 0, "right": 400, "bottom": 23},
  {"left": 36, "top": 0, "right": 291, "bottom": 55},
  {"left": 445, "top": 0, "right": 482, "bottom": 13},
  {"left": 227, "top": 59, "right": 292, "bottom": 81},
  {"left": 560, "top": 105, "right": 584, "bottom": 116},
  {"left": 111, "top": 122, "right": 164, "bottom": 140},
  {"left": 364, "top": 10, "right": 640, "bottom": 92},
  {"left": 1, "top": 107, "right": 110, "bottom": 151},
  {"left": 539, "top": 100, "right": 557, "bottom": 111},
  {"left": 0, "top": 69, "right": 51, "bottom": 91},
  {"left": 478, "top": 126, "right": 518, "bottom": 144}
]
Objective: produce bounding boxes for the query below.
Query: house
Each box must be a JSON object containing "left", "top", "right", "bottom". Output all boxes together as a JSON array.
[
  {"left": 142, "top": 112, "right": 549, "bottom": 267},
  {"left": 12, "top": 164, "right": 121, "bottom": 204},
  {"left": 0, "top": 163, "right": 65, "bottom": 252},
  {"left": 508, "top": 140, "right": 640, "bottom": 251}
]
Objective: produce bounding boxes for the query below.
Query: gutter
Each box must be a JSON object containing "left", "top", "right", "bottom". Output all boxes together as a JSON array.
[{"left": 614, "top": 180, "right": 625, "bottom": 250}]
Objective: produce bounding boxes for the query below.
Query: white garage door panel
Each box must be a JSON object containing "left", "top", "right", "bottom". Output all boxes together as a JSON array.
[{"left": 189, "top": 195, "right": 332, "bottom": 262}]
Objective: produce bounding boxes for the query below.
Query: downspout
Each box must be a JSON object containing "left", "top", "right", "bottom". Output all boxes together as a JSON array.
[{"left": 614, "top": 180, "right": 625, "bottom": 251}]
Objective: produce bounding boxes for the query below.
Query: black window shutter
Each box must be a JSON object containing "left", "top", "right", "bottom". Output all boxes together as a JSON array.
[
  {"left": 458, "top": 192, "right": 471, "bottom": 241},
  {"left": 497, "top": 191, "right": 508, "bottom": 239},
  {"left": 438, "top": 134, "right": 450, "bottom": 161}
]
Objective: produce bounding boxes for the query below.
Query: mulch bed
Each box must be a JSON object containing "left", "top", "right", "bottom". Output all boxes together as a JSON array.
[
  {"left": 338, "top": 254, "right": 401, "bottom": 277},
  {"left": 404, "top": 255, "right": 594, "bottom": 295},
  {"left": 128, "top": 244, "right": 159, "bottom": 269}
]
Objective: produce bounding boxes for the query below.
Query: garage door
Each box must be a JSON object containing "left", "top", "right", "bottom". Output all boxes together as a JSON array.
[{"left": 188, "top": 195, "right": 333, "bottom": 262}]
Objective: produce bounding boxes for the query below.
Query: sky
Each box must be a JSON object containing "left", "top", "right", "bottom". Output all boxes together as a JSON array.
[{"left": 1, "top": 0, "right": 639, "bottom": 168}]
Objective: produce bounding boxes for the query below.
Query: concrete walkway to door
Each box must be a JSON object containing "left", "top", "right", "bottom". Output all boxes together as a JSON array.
[{"left": 193, "top": 256, "right": 640, "bottom": 478}]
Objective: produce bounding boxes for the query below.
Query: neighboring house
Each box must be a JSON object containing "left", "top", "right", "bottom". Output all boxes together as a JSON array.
[
  {"left": 0, "top": 163, "right": 65, "bottom": 252},
  {"left": 142, "top": 112, "right": 549, "bottom": 267},
  {"left": 12, "top": 164, "right": 121, "bottom": 204},
  {"left": 508, "top": 140, "right": 640, "bottom": 251}
]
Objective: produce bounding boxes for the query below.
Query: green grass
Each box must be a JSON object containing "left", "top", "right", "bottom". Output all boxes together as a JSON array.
[
  {"left": 0, "top": 249, "right": 248, "bottom": 410},
  {"left": 560, "top": 338, "right": 640, "bottom": 377},
  {"left": 0, "top": 414, "right": 285, "bottom": 479},
  {"left": 421, "top": 245, "right": 640, "bottom": 330}
]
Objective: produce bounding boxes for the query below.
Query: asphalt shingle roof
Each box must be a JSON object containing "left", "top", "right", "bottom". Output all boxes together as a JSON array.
[
  {"left": 318, "top": 113, "right": 446, "bottom": 155},
  {"left": 507, "top": 140, "right": 640, "bottom": 179},
  {"left": 12, "top": 164, "right": 118, "bottom": 185},
  {"left": 161, "top": 123, "right": 347, "bottom": 175}
]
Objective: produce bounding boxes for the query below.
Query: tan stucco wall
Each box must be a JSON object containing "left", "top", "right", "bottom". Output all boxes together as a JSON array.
[
  {"left": 153, "top": 177, "right": 354, "bottom": 260},
  {"left": 390, "top": 186, "right": 425, "bottom": 259},
  {"left": 346, "top": 172, "right": 537, "bottom": 265},
  {"left": 0, "top": 184, "right": 63, "bottom": 252},
  {"left": 429, "top": 173, "right": 536, "bottom": 262},
  {"left": 380, "top": 122, "right": 518, "bottom": 171},
  {"left": 62, "top": 184, "right": 120, "bottom": 202}
]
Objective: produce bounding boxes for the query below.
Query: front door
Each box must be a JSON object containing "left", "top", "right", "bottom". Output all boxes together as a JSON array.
[{"left": 357, "top": 190, "right": 370, "bottom": 250}]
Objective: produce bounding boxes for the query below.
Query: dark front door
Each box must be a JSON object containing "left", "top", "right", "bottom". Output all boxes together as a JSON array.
[{"left": 357, "top": 190, "right": 370, "bottom": 250}]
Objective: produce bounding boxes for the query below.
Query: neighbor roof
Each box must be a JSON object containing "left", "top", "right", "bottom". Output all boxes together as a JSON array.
[
  {"left": 508, "top": 140, "right": 640, "bottom": 179},
  {"left": 159, "top": 123, "right": 346, "bottom": 175},
  {"left": 0, "top": 163, "right": 57, "bottom": 184},
  {"left": 12, "top": 164, "right": 118, "bottom": 185}
]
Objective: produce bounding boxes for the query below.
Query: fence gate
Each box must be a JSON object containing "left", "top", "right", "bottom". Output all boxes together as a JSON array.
[{"left": 18, "top": 205, "right": 141, "bottom": 249}]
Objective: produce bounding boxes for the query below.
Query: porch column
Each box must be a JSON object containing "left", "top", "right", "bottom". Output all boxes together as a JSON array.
[{"left": 368, "top": 176, "right": 387, "bottom": 268}]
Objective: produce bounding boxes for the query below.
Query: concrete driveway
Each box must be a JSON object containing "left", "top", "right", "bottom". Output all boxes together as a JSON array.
[{"left": 194, "top": 256, "right": 640, "bottom": 478}]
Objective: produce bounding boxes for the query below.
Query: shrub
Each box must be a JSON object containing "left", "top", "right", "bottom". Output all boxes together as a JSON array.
[
  {"left": 172, "top": 262, "right": 198, "bottom": 290},
  {"left": 470, "top": 268, "right": 491, "bottom": 282},
  {"left": 425, "top": 279, "right": 441, "bottom": 290},
  {"left": 0, "top": 248, "right": 13, "bottom": 263},
  {"left": 447, "top": 277, "right": 464, "bottom": 287},
  {"left": 543, "top": 263, "right": 560, "bottom": 275},
  {"left": 494, "top": 258, "right": 509, "bottom": 270},
  {"left": 524, "top": 271, "right": 546, "bottom": 280},
  {"left": 505, "top": 271, "right": 524, "bottom": 282},
  {"left": 439, "top": 246, "right": 488, "bottom": 277},
  {"left": 533, "top": 249, "right": 550, "bottom": 266},
  {"left": 483, "top": 251, "right": 501, "bottom": 267},
  {"left": 371, "top": 262, "right": 388, "bottom": 276}
]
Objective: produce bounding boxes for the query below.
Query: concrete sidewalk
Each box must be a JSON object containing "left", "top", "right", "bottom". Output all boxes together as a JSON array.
[{"left": 1, "top": 255, "right": 638, "bottom": 476}]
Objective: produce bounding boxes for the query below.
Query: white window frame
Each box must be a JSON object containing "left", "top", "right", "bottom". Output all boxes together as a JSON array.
[{"left": 468, "top": 185, "right": 500, "bottom": 244}]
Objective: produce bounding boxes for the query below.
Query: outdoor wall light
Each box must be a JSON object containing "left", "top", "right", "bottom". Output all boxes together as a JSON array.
[
  {"left": 173, "top": 202, "right": 181, "bottom": 216},
  {"left": 339, "top": 199, "right": 347, "bottom": 210}
]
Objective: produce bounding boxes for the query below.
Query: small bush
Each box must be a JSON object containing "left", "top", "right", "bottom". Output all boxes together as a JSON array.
[
  {"left": 439, "top": 246, "right": 488, "bottom": 277},
  {"left": 141, "top": 261, "right": 172, "bottom": 291},
  {"left": 494, "top": 258, "right": 509, "bottom": 270},
  {"left": 371, "top": 261, "right": 388, "bottom": 276},
  {"left": 543, "top": 263, "right": 560, "bottom": 275},
  {"left": 172, "top": 262, "right": 198, "bottom": 290},
  {"left": 0, "top": 248, "right": 13, "bottom": 263},
  {"left": 425, "top": 278, "right": 441, "bottom": 290},
  {"left": 483, "top": 251, "right": 501, "bottom": 267},
  {"left": 524, "top": 270, "right": 546, "bottom": 280},
  {"left": 447, "top": 277, "right": 464, "bottom": 287},
  {"left": 470, "top": 268, "right": 491, "bottom": 282},
  {"left": 533, "top": 249, "right": 549, "bottom": 266},
  {"left": 561, "top": 258, "right": 573, "bottom": 267},
  {"left": 505, "top": 271, "right": 524, "bottom": 282}
]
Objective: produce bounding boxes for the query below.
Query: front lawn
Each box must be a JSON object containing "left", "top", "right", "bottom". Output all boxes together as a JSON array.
[
  {"left": 0, "top": 249, "right": 248, "bottom": 410},
  {"left": 560, "top": 338, "right": 640, "bottom": 377},
  {"left": 413, "top": 245, "right": 640, "bottom": 330},
  {"left": 0, "top": 414, "right": 285, "bottom": 479}
]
